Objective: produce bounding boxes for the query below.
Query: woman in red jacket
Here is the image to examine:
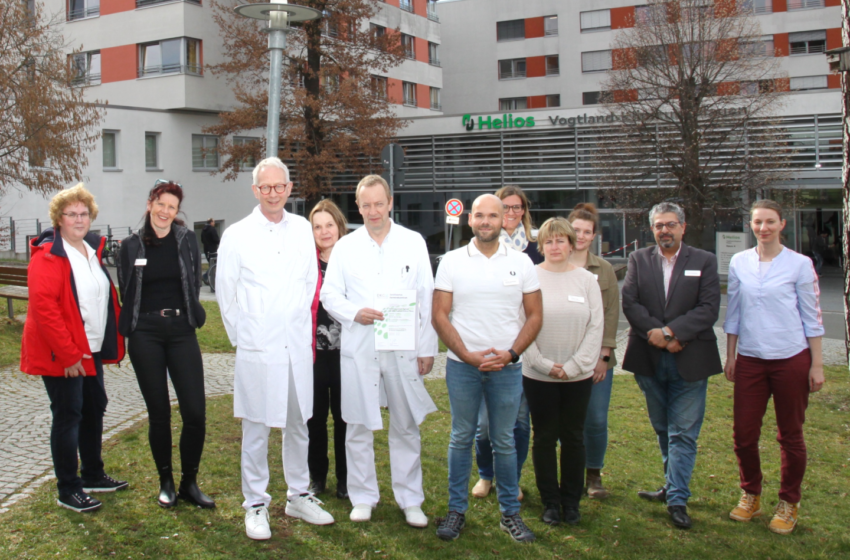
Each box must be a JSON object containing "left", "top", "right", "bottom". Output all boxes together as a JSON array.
[{"left": 20, "top": 184, "right": 126, "bottom": 513}]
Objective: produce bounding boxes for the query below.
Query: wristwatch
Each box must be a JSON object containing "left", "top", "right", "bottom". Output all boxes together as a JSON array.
[
  {"left": 601, "top": 355, "right": 611, "bottom": 363},
  {"left": 508, "top": 349, "right": 520, "bottom": 363},
  {"left": 662, "top": 327, "right": 674, "bottom": 341}
]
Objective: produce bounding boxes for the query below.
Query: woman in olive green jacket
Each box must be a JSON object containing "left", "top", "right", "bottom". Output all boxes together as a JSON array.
[{"left": 568, "top": 203, "right": 620, "bottom": 499}]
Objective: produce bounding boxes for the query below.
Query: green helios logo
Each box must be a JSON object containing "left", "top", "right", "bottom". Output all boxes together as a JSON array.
[{"left": 462, "top": 114, "right": 535, "bottom": 131}]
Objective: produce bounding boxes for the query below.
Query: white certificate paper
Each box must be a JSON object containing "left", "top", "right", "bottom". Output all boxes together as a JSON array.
[{"left": 374, "top": 290, "right": 417, "bottom": 351}]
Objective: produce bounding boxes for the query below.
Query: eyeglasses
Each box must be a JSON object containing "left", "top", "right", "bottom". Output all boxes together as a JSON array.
[
  {"left": 652, "top": 221, "right": 680, "bottom": 231},
  {"left": 62, "top": 212, "right": 90, "bottom": 221},
  {"left": 257, "top": 183, "right": 289, "bottom": 195},
  {"left": 154, "top": 179, "right": 182, "bottom": 188},
  {"left": 503, "top": 204, "right": 523, "bottom": 213}
]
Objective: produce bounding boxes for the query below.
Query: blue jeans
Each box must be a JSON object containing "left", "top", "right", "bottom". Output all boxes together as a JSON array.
[
  {"left": 474, "top": 392, "right": 530, "bottom": 481},
  {"left": 446, "top": 359, "right": 522, "bottom": 516},
  {"left": 584, "top": 368, "right": 614, "bottom": 470},
  {"left": 634, "top": 353, "right": 708, "bottom": 507}
]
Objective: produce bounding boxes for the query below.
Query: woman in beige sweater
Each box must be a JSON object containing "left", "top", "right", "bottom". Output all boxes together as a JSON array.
[{"left": 523, "top": 217, "right": 604, "bottom": 527}]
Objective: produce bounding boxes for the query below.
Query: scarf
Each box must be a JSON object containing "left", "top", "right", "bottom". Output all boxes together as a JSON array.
[{"left": 500, "top": 227, "right": 528, "bottom": 252}]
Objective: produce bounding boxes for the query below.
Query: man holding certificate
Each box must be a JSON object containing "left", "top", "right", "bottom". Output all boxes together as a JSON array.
[{"left": 320, "top": 175, "right": 438, "bottom": 529}]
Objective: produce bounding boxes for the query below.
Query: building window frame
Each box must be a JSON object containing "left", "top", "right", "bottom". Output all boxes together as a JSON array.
[
  {"left": 430, "top": 87, "right": 441, "bottom": 111},
  {"left": 545, "top": 94, "right": 560, "bottom": 108},
  {"left": 787, "top": 0, "right": 825, "bottom": 10},
  {"left": 789, "top": 30, "right": 827, "bottom": 55},
  {"left": 739, "top": 0, "right": 773, "bottom": 14},
  {"left": 580, "top": 10, "right": 610, "bottom": 32},
  {"left": 428, "top": 42, "right": 440, "bottom": 67},
  {"left": 789, "top": 75, "right": 828, "bottom": 91},
  {"left": 498, "top": 58, "right": 527, "bottom": 80},
  {"left": 581, "top": 50, "right": 612, "bottom": 73},
  {"left": 545, "top": 55, "right": 559, "bottom": 76},
  {"left": 233, "top": 136, "right": 259, "bottom": 171},
  {"left": 102, "top": 130, "right": 119, "bottom": 170},
  {"left": 192, "top": 134, "right": 220, "bottom": 171},
  {"left": 400, "top": 0, "right": 413, "bottom": 13},
  {"left": 402, "top": 81, "right": 416, "bottom": 107},
  {"left": 426, "top": 0, "right": 439, "bottom": 22},
  {"left": 70, "top": 50, "right": 101, "bottom": 86},
  {"left": 68, "top": 0, "right": 99, "bottom": 21},
  {"left": 370, "top": 75, "right": 388, "bottom": 100},
  {"left": 499, "top": 97, "right": 527, "bottom": 111},
  {"left": 544, "top": 15, "right": 558, "bottom": 36},
  {"left": 401, "top": 33, "right": 415, "bottom": 60},
  {"left": 138, "top": 37, "right": 202, "bottom": 78},
  {"left": 496, "top": 19, "right": 525, "bottom": 42},
  {"left": 145, "top": 132, "right": 160, "bottom": 171},
  {"left": 583, "top": 91, "right": 601, "bottom": 105}
]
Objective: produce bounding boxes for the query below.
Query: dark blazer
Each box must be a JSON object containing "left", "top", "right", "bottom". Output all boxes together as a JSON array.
[{"left": 621, "top": 243, "right": 722, "bottom": 382}]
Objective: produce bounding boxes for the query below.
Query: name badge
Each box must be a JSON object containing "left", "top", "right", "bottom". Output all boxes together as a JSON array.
[
  {"left": 684, "top": 270, "right": 701, "bottom": 277},
  {"left": 134, "top": 259, "right": 147, "bottom": 266},
  {"left": 568, "top": 295, "right": 585, "bottom": 303},
  {"left": 503, "top": 278, "right": 519, "bottom": 286}
]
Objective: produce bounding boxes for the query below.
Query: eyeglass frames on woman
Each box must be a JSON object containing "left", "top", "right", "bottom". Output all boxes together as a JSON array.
[
  {"left": 62, "top": 212, "right": 91, "bottom": 221},
  {"left": 503, "top": 204, "right": 523, "bottom": 213}
]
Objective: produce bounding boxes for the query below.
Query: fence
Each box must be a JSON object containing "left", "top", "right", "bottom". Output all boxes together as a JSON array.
[{"left": 0, "top": 218, "right": 137, "bottom": 261}]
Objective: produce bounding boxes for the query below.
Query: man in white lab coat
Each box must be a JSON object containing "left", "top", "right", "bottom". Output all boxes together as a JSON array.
[
  {"left": 320, "top": 175, "right": 437, "bottom": 528},
  {"left": 216, "top": 157, "right": 334, "bottom": 541}
]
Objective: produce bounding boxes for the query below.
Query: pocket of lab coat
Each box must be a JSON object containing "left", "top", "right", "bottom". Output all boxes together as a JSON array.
[{"left": 237, "top": 312, "right": 266, "bottom": 351}]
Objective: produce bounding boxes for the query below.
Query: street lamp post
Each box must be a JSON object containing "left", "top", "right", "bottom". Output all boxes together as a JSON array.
[{"left": 234, "top": 0, "right": 322, "bottom": 159}]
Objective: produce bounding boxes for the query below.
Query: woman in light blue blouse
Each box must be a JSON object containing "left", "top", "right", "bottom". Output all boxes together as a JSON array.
[{"left": 723, "top": 199, "right": 824, "bottom": 536}]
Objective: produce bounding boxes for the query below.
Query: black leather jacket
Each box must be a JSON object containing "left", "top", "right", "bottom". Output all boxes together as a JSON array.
[{"left": 116, "top": 224, "right": 206, "bottom": 336}]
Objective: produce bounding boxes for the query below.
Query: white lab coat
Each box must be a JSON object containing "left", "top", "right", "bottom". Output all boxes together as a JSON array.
[
  {"left": 216, "top": 206, "right": 317, "bottom": 428},
  {"left": 320, "top": 221, "right": 438, "bottom": 431}
]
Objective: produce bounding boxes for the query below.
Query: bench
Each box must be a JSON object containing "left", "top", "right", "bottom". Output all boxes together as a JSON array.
[{"left": 0, "top": 265, "right": 29, "bottom": 319}]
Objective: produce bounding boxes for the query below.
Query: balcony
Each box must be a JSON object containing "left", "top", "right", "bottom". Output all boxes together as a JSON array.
[
  {"left": 138, "top": 64, "right": 203, "bottom": 78},
  {"left": 136, "top": 0, "right": 201, "bottom": 7},
  {"left": 71, "top": 73, "right": 101, "bottom": 87},
  {"left": 430, "top": 101, "right": 441, "bottom": 111},
  {"left": 68, "top": 5, "right": 98, "bottom": 20},
  {"left": 427, "top": 3, "right": 439, "bottom": 22},
  {"left": 429, "top": 57, "right": 441, "bottom": 67},
  {"left": 400, "top": 0, "right": 413, "bottom": 13}
]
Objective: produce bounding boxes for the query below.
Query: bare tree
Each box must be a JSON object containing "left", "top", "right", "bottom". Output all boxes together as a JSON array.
[
  {"left": 0, "top": 1, "right": 104, "bottom": 196},
  {"left": 596, "top": 0, "right": 790, "bottom": 246},
  {"left": 206, "top": 0, "right": 407, "bottom": 202}
]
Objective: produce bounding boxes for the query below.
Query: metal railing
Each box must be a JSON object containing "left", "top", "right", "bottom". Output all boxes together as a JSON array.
[
  {"left": 400, "top": 0, "right": 413, "bottom": 13},
  {"left": 67, "top": 5, "right": 99, "bottom": 20},
  {"left": 138, "top": 64, "right": 203, "bottom": 77},
  {"left": 427, "top": 3, "right": 439, "bottom": 21},
  {"left": 429, "top": 57, "right": 441, "bottom": 67},
  {"left": 0, "top": 218, "right": 138, "bottom": 258},
  {"left": 71, "top": 73, "right": 101, "bottom": 86},
  {"left": 136, "top": 0, "right": 201, "bottom": 7}
]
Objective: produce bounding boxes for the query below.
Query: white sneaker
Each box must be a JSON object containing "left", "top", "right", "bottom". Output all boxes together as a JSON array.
[
  {"left": 245, "top": 505, "right": 271, "bottom": 540},
  {"left": 285, "top": 494, "right": 335, "bottom": 525},
  {"left": 350, "top": 503, "right": 372, "bottom": 522},
  {"left": 403, "top": 506, "right": 428, "bottom": 528}
]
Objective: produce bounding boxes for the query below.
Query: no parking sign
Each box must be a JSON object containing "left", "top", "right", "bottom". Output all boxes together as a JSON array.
[{"left": 445, "top": 199, "right": 463, "bottom": 225}]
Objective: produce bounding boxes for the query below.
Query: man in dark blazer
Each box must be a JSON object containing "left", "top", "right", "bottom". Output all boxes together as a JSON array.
[{"left": 621, "top": 201, "right": 722, "bottom": 530}]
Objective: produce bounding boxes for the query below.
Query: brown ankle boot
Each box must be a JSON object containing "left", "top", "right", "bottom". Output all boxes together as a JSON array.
[{"left": 586, "top": 469, "right": 609, "bottom": 499}]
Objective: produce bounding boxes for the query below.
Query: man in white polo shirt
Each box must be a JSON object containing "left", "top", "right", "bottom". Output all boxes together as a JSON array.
[{"left": 431, "top": 194, "right": 543, "bottom": 544}]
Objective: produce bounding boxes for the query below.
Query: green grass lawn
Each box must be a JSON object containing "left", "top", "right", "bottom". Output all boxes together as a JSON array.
[{"left": 1, "top": 366, "right": 848, "bottom": 559}]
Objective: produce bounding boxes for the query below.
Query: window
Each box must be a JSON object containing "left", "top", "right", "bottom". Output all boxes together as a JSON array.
[
  {"left": 581, "top": 50, "right": 612, "bottom": 72},
  {"left": 427, "top": 1, "right": 439, "bottom": 22},
  {"left": 790, "top": 75, "right": 828, "bottom": 90},
  {"left": 429, "top": 42, "right": 440, "bottom": 66},
  {"left": 546, "top": 94, "right": 560, "bottom": 108},
  {"left": 499, "top": 97, "right": 527, "bottom": 110},
  {"left": 102, "top": 131, "right": 118, "bottom": 169},
  {"left": 370, "top": 75, "right": 387, "bottom": 99},
  {"left": 580, "top": 10, "right": 610, "bottom": 31},
  {"left": 71, "top": 51, "right": 101, "bottom": 86},
  {"left": 401, "top": 34, "right": 415, "bottom": 60},
  {"left": 583, "top": 91, "right": 601, "bottom": 105},
  {"left": 192, "top": 135, "right": 219, "bottom": 170},
  {"left": 740, "top": 36, "right": 774, "bottom": 58},
  {"left": 545, "top": 55, "right": 559, "bottom": 76},
  {"left": 739, "top": 0, "right": 773, "bottom": 14},
  {"left": 400, "top": 0, "right": 413, "bottom": 12},
  {"left": 370, "top": 24, "right": 386, "bottom": 39},
  {"left": 544, "top": 15, "right": 558, "bottom": 36},
  {"left": 403, "top": 81, "right": 416, "bottom": 106},
  {"left": 788, "top": 0, "right": 825, "bottom": 9},
  {"left": 635, "top": 5, "right": 664, "bottom": 25},
  {"left": 233, "top": 137, "right": 259, "bottom": 170},
  {"left": 139, "top": 38, "right": 202, "bottom": 77},
  {"left": 740, "top": 80, "right": 774, "bottom": 95},
  {"left": 324, "top": 73, "right": 340, "bottom": 93},
  {"left": 145, "top": 133, "right": 159, "bottom": 170},
  {"left": 497, "top": 19, "right": 525, "bottom": 42},
  {"left": 430, "top": 87, "right": 441, "bottom": 110},
  {"left": 322, "top": 16, "right": 339, "bottom": 38},
  {"left": 789, "top": 31, "right": 826, "bottom": 55},
  {"left": 638, "top": 86, "right": 668, "bottom": 100},
  {"left": 68, "top": 0, "right": 99, "bottom": 20},
  {"left": 499, "top": 58, "right": 527, "bottom": 80}
]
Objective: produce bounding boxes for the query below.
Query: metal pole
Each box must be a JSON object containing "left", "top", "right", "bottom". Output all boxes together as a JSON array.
[
  {"left": 389, "top": 146, "right": 395, "bottom": 199},
  {"left": 266, "top": 28, "right": 286, "bottom": 159},
  {"left": 9, "top": 217, "right": 14, "bottom": 253}
]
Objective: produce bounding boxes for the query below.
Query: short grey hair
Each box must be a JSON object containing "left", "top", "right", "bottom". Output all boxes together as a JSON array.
[
  {"left": 252, "top": 157, "right": 289, "bottom": 185},
  {"left": 648, "top": 202, "right": 685, "bottom": 226}
]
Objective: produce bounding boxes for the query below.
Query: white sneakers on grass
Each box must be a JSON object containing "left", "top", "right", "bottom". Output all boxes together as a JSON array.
[
  {"left": 285, "top": 494, "right": 335, "bottom": 525},
  {"left": 245, "top": 505, "right": 271, "bottom": 540},
  {"left": 350, "top": 503, "right": 373, "bottom": 522},
  {"left": 403, "top": 506, "right": 428, "bottom": 528}
]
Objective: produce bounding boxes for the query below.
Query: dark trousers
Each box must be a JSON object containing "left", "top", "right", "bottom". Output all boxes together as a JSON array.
[
  {"left": 128, "top": 314, "right": 206, "bottom": 477},
  {"left": 524, "top": 375, "right": 594, "bottom": 509},
  {"left": 42, "top": 353, "right": 108, "bottom": 497},
  {"left": 733, "top": 349, "right": 811, "bottom": 504},
  {"left": 307, "top": 349, "right": 347, "bottom": 484}
]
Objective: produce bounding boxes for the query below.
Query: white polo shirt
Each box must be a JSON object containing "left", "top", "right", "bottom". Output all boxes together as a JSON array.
[{"left": 434, "top": 239, "right": 540, "bottom": 362}]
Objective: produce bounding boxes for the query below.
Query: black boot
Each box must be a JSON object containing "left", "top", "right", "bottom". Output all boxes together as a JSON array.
[
  {"left": 336, "top": 479, "right": 348, "bottom": 500},
  {"left": 158, "top": 468, "right": 177, "bottom": 509},
  {"left": 309, "top": 477, "right": 326, "bottom": 495},
  {"left": 178, "top": 472, "right": 216, "bottom": 509}
]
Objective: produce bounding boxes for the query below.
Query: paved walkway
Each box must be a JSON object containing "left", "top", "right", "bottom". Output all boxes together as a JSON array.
[{"left": 1, "top": 331, "right": 846, "bottom": 514}]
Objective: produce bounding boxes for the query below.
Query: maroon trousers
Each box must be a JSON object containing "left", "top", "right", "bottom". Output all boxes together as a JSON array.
[{"left": 733, "top": 349, "right": 811, "bottom": 504}]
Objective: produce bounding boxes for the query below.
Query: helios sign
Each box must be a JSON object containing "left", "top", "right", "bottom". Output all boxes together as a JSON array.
[{"left": 462, "top": 113, "right": 536, "bottom": 131}]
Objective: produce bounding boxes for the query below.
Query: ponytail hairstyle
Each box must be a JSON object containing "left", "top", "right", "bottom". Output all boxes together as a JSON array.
[
  {"left": 567, "top": 202, "right": 599, "bottom": 233},
  {"left": 143, "top": 181, "right": 185, "bottom": 246}
]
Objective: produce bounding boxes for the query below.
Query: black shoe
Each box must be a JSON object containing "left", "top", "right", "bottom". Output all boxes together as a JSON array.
[
  {"left": 542, "top": 505, "right": 561, "bottom": 526},
  {"left": 178, "top": 479, "right": 216, "bottom": 509},
  {"left": 158, "top": 475, "right": 177, "bottom": 508},
  {"left": 58, "top": 491, "right": 102, "bottom": 513},
  {"left": 336, "top": 481, "right": 348, "bottom": 500},
  {"left": 562, "top": 505, "right": 581, "bottom": 525},
  {"left": 500, "top": 513, "right": 536, "bottom": 543},
  {"left": 668, "top": 505, "right": 692, "bottom": 529},
  {"left": 638, "top": 487, "right": 667, "bottom": 503},
  {"left": 309, "top": 479, "right": 326, "bottom": 495},
  {"left": 82, "top": 474, "right": 129, "bottom": 493},
  {"left": 436, "top": 511, "right": 466, "bottom": 541}
]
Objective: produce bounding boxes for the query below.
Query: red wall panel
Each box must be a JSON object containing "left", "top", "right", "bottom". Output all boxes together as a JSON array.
[
  {"left": 825, "top": 0, "right": 841, "bottom": 6},
  {"left": 772, "top": 0, "right": 787, "bottom": 12},
  {"left": 385, "top": 0, "right": 400, "bottom": 7},
  {"left": 525, "top": 17, "right": 544, "bottom": 39},
  {"left": 415, "top": 37, "right": 429, "bottom": 64},
  {"left": 413, "top": 0, "right": 427, "bottom": 18},
  {"left": 101, "top": 44, "right": 137, "bottom": 83},
  {"left": 527, "top": 95, "right": 546, "bottom": 109},
  {"left": 826, "top": 28, "right": 843, "bottom": 51},
  {"left": 610, "top": 7, "right": 634, "bottom": 29},
  {"left": 774, "top": 33, "right": 789, "bottom": 57},
  {"left": 101, "top": 0, "right": 135, "bottom": 16},
  {"left": 416, "top": 83, "right": 430, "bottom": 109},
  {"left": 526, "top": 56, "right": 546, "bottom": 78},
  {"left": 828, "top": 74, "right": 841, "bottom": 89},
  {"left": 387, "top": 77, "right": 403, "bottom": 105}
]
